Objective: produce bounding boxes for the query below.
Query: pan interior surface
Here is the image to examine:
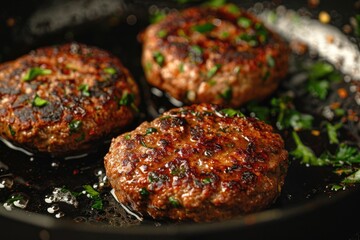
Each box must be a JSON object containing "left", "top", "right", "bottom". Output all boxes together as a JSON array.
[{"left": 0, "top": 0, "right": 359, "bottom": 239}]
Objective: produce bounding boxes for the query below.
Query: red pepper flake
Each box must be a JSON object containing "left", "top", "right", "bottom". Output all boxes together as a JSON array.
[
  {"left": 73, "top": 169, "right": 79, "bottom": 175},
  {"left": 89, "top": 129, "right": 96, "bottom": 136},
  {"left": 329, "top": 102, "right": 341, "bottom": 110},
  {"left": 311, "top": 130, "right": 320, "bottom": 136},
  {"left": 347, "top": 110, "right": 359, "bottom": 122},
  {"left": 337, "top": 88, "right": 348, "bottom": 99}
]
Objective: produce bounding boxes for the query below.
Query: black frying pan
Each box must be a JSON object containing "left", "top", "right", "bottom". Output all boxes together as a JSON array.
[{"left": 0, "top": 1, "right": 359, "bottom": 239}]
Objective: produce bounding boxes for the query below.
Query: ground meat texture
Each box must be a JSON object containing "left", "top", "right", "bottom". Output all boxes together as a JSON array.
[
  {"left": 104, "top": 103, "right": 288, "bottom": 222},
  {"left": 141, "top": 4, "right": 290, "bottom": 107},
  {"left": 0, "top": 43, "right": 140, "bottom": 156}
]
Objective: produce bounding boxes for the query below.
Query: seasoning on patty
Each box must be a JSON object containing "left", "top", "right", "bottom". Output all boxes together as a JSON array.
[
  {"left": 0, "top": 43, "right": 140, "bottom": 156},
  {"left": 104, "top": 103, "right": 288, "bottom": 222},
  {"left": 141, "top": 4, "right": 290, "bottom": 107}
]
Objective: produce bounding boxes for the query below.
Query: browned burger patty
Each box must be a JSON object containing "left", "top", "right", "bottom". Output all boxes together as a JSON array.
[
  {"left": 0, "top": 43, "right": 140, "bottom": 156},
  {"left": 104, "top": 103, "right": 288, "bottom": 222},
  {"left": 141, "top": 4, "right": 290, "bottom": 107},
  {"left": 141, "top": 5, "right": 289, "bottom": 106}
]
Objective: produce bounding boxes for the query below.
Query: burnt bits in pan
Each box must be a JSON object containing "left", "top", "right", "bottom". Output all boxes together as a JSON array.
[
  {"left": 0, "top": 43, "right": 140, "bottom": 156},
  {"left": 140, "top": 4, "right": 290, "bottom": 107}
]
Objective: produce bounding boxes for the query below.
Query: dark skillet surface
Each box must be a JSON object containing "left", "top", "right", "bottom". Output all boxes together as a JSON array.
[{"left": 0, "top": 0, "right": 360, "bottom": 240}]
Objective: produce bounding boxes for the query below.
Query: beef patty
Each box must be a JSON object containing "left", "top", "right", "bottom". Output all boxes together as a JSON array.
[
  {"left": 141, "top": 4, "right": 290, "bottom": 107},
  {"left": 104, "top": 103, "right": 288, "bottom": 222},
  {"left": 0, "top": 43, "right": 140, "bottom": 156}
]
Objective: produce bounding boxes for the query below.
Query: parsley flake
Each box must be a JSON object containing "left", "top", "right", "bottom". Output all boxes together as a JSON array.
[
  {"left": 207, "top": 64, "right": 221, "bottom": 79},
  {"left": 32, "top": 95, "right": 48, "bottom": 107},
  {"left": 69, "top": 120, "right": 82, "bottom": 133},
  {"left": 78, "top": 84, "right": 90, "bottom": 97},
  {"left": 83, "top": 185, "right": 103, "bottom": 210},
  {"left": 237, "top": 17, "right": 252, "bottom": 28},
  {"left": 291, "top": 131, "right": 321, "bottom": 166},
  {"left": 169, "top": 196, "right": 181, "bottom": 208},
  {"left": 23, "top": 67, "right": 52, "bottom": 82},
  {"left": 220, "top": 108, "right": 244, "bottom": 117},
  {"left": 326, "top": 122, "right": 342, "bottom": 144},
  {"left": 153, "top": 51, "right": 165, "bottom": 66},
  {"left": 104, "top": 67, "right": 117, "bottom": 75},
  {"left": 193, "top": 22, "right": 216, "bottom": 33}
]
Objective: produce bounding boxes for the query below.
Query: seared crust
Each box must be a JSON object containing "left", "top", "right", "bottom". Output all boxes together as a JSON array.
[
  {"left": 141, "top": 4, "right": 290, "bottom": 107},
  {"left": 104, "top": 103, "right": 288, "bottom": 222},
  {"left": 0, "top": 43, "right": 140, "bottom": 155}
]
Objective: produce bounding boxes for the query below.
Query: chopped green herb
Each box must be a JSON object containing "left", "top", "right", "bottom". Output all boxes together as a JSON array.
[
  {"left": 193, "top": 22, "right": 216, "bottom": 33},
  {"left": 355, "top": 14, "right": 360, "bottom": 36},
  {"left": 146, "top": 127, "right": 158, "bottom": 135},
  {"left": 342, "top": 169, "right": 360, "bottom": 184},
  {"left": 145, "top": 61, "right": 152, "bottom": 73},
  {"left": 219, "top": 87, "right": 232, "bottom": 102},
  {"left": 124, "top": 134, "right": 131, "bottom": 140},
  {"left": 289, "top": 113, "right": 314, "bottom": 131},
  {"left": 220, "top": 108, "right": 244, "bottom": 117},
  {"left": 104, "top": 67, "right": 117, "bottom": 75},
  {"left": 237, "top": 33, "right": 258, "bottom": 46},
  {"left": 320, "top": 144, "right": 360, "bottom": 166},
  {"left": 189, "top": 45, "right": 203, "bottom": 63},
  {"left": 32, "top": 95, "right": 48, "bottom": 107},
  {"left": 308, "top": 62, "right": 334, "bottom": 80},
  {"left": 177, "top": 29, "right": 188, "bottom": 38},
  {"left": 306, "top": 62, "right": 342, "bottom": 99},
  {"left": 179, "top": 63, "right": 184, "bottom": 73},
  {"left": 83, "top": 185, "right": 99, "bottom": 197},
  {"left": 307, "top": 79, "right": 329, "bottom": 99},
  {"left": 6, "top": 195, "right": 24, "bottom": 204},
  {"left": 157, "top": 29, "right": 168, "bottom": 38},
  {"left": 220, "top": 31, "right": 230, "bottom": 39},
  {"left": 226, "top": 3, "right": 240, "bottom": 14},
  {"left": 255, "top": 23, "right": 268, "bottom": 43},
  {"left": 326, "top": 122, "right": 342, "bottom": 144},
  {"left": 119, "top": 92, "right": 138, "bottom": 112},
  {"left": 153, "top": 51, "right": 165, "bottom": 66},
  {"left": 169, "top": 196, "right": 181, "bottom": 208},
  {"left": 237, "top": 17, "right": 252, "bottom": 28},
  {"left": 270, "top": 96, "right": 313, "bottom": 131},
  {"left": 202, "top": 178, "right": 212, "bottom": 184},
  {"left": 140, "top": 137, "right": 153, "bottom": 149},
  {"left": 208, "top": 79, "right": 217, "bottom": 86},
  {"left": 150, "top": 11, "right": 166, "bottom": 24},
  {"left": 334, "top": 108, "right": 346, "bottom": 117},
  {"left": 266, "top": 55, "right": 275, "bottom": 68},
  {"left": 139, "top": 187, "right": 150, "bottom": 197},
  {"left": 203, "top": 0, "right": 227, "bottom": 7},
  {"left": 23, "top": 67, "right": 52, "bottom": 82},
  {"left": 207, "top": 64, "right": 221, "bottom": 79},
  {"left": 69, "top": 120, "right": 82, "bottom": 133},
  {"left": 8, "top": 125, "right": 15, "bottom": 136},
  {"left": 291, "top": 131, "right": 321, "bottom": 166},
  {"left": 119, "top": 92, "right": 133, "bottom": 105},
  {"left": 83, "top": 185, "right": 103, "bottom": 210},
  {"left": 78, "top": 84, "right": 90, "bottom": 97},
  {"left": 246, "top": 101, "right": 270, "bottom": 121},
  {"left": 190, "top": 45, "right": 203, "bottom": 55},
  {"left": 331, "top": 184, "right": 344, "bottom": 191}
]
